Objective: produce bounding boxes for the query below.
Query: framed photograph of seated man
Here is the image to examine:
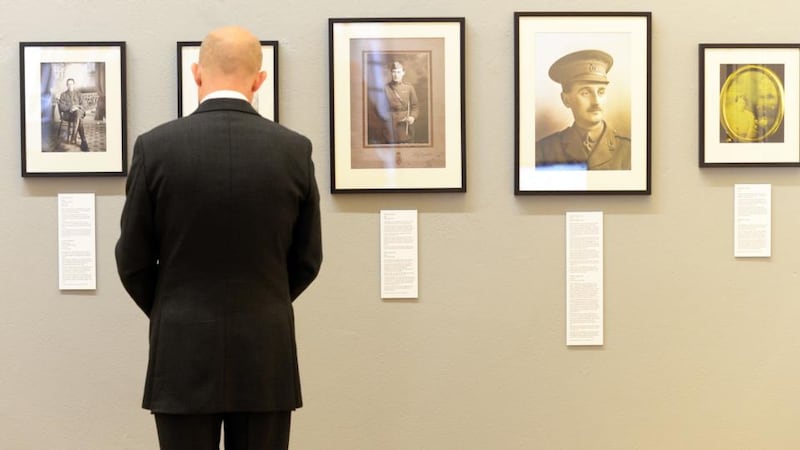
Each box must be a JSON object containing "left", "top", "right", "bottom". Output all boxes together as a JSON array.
[
  {"left": 20, "top": 42, "right": 127, "bottom": 176},
  {"left": 699, "top": 44, "right": 800, "bottom": 166},
  {"left": 329, "top": 18, "right": 466, "bottom": 193},
  {"left": 177, "top": 40, "right": 278, "bottom": 121},
  {"left": 515, "top": 12, "right": 651, "bottom": 194}
]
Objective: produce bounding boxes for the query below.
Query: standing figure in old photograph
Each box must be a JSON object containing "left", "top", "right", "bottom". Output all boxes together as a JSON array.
[
  {"left": 378, "top": 60, "right": 419, "bottom": 144},
  {"left": 535, "top": 49, "right": 631, "bottom": 170},
  {"left": 116, "top": 25, "right": 322, "bottom": 450},
  {"left": 58, "top": 78, "right": 90, "bottom": 152}
]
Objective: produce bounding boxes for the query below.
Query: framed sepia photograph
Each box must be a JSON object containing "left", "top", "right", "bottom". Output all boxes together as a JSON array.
[
  {"left": 20, "top": 42, "right": 126, "bottom": 176},
  {"left": 699, "top": 44, "right": 800, "bottom": 166},
  {"left": 515, "top": 12, "right": 651, "bottom": 194},
  {"left": 329, "top": 17, "right": 466, "bottom": 193},
  {"left": 177, "top": 40, "right": 278, "bottom": 121}
]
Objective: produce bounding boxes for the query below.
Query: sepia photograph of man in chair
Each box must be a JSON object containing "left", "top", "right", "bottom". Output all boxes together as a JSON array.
[{"left": 41, "top": 62, "right": 107, "bottom": 153}]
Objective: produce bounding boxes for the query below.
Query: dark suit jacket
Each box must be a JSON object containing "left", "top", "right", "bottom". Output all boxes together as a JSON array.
[{"left": 115, "top": 98, "right": 322, "bottom": 414}]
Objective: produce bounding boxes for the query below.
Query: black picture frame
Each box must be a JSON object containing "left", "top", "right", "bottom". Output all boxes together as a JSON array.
[
  {"left": 177, "top": 40, "right": 279, "bottom": 121},
  {"left": 699, "top": 44, "right": 800, "bottom": 167},
  {"left": 515, "top": 12, "right": 651, "bottom": 194},
  {"left": 20, "top": 41, "right": 127, "bottom": 177},
  {"left": 329, "top": 17, "right": 466, "bottom": 193}
]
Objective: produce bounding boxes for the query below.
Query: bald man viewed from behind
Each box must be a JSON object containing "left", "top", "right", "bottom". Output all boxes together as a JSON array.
[{"left": 115, "top": 26, "right": 322, "bottom": 450}]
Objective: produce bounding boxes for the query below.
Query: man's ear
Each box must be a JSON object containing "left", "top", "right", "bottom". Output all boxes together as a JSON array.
[
  {"left": 191, "top": 63, "right": 202, "bottom": 87},
  {"left": 251, "top": 70, "right": 267, "bottom": 93},
  {"left": 560, "top": 92, "right": 570, "bottom": 108}
]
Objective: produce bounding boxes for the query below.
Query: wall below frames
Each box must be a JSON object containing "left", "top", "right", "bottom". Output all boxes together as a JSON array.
[{"left": 3, "top": 1, "right": 800, "bottom": 449}]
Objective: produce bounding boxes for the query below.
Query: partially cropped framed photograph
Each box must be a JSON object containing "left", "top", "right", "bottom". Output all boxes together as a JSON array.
[
  {"left": 20, "top": 42, "right": 126, "bottom": 177},
  {"left": 178, "top": 40, "right": 278, "bottom": 121},
  {"left": 329, "top": 17, "right": 466, "bottom": 193},
  {"left": 699, "top": 44, "right": 800, "bottom": 166},
  {"left": 515, "top": 12, "right": 651, "bottom": 194}
]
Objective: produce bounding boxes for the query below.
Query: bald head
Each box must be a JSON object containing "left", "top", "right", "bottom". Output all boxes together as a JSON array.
[
  {"left": 199, "top": 26, "right": 262, "bottom": 76},
  {"left": 192, "top": 26, "right": 267, "bottom": 102}
]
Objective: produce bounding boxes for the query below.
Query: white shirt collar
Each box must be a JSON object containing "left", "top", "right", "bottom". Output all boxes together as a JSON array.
[{"left": 200, "top": 90, "right": 248, "bottom": 103}]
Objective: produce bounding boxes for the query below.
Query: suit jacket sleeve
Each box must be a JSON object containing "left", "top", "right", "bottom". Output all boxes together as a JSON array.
[
  {"left": 287, "top": 141, "right": 323, "bottom": 301},
  {"left": 115, "top": 137, "right": 159, "bottom": 316}
]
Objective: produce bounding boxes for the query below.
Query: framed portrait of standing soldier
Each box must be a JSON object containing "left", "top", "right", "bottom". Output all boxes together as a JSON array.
[
  {"left": 699, "top": 44, "right": 800, "bottom": 166},
  {"left": 178, "top": 40, "right": 278, "bottom": 121},
  {"left": 329, "top": 18, "right": 466, "bottom": 193},
  {"left": 515, "top": 12, "right": 651, "bottom": 194},
  {"left": 20, "top": 42, "right": 127, "bottom": 176}
]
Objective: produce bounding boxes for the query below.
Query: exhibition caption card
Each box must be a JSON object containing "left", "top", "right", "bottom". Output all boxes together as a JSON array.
[
  {"left": 58, "top": 193, "right": 96, "bottom": 290},
  {"left": 566, "top": 211, "right": 604, "bottom": 346},
  {"left": 380, "top": 210, "right": 418, "bottom": 299},
  {"left": 734, "top": 184, "right": 771, "bottom": 258}
]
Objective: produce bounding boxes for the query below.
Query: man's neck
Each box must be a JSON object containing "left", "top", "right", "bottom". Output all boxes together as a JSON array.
[{"left": 200, "top": 90, "right": 249, "bottom": 103}]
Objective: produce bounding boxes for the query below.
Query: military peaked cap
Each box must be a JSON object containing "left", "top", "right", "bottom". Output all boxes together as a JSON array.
[{"left": 548, "top": 49, "right": 613, "bottom": 86}]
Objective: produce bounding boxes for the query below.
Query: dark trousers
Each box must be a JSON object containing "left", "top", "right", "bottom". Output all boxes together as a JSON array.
[
  {"left": 63, "top": 110, "right": 87, "bottom": 144},
  {"left": 154, "top": 411, "right": 291, "bottom": 450}
]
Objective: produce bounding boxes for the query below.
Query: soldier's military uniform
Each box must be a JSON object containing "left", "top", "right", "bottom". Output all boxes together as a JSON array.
[
  {"left": 535, "top": 122, "right": 630, "bottom": 170},
  {"left": 535, "top": 49, "right": 631, "bottom": 170},
  {"left": 383, "top": 81, "right": 419, "bottom": 144}
]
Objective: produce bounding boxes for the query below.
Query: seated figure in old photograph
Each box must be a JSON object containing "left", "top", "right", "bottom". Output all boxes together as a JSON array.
[{"left": 58, "top": 78, "right": 90, "bottom": 152}]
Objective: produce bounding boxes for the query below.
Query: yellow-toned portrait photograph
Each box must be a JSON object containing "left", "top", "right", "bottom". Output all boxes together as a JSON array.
[
  {"left": 719, "top": 64, "right": 784, "bottom": 144},
  {"left": 700, "top": 44, "right": 800, "bottom": 166}
]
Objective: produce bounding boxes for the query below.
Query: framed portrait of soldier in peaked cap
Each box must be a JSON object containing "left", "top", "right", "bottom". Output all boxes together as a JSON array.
[
  {"left": 329, "top": 17, "right": 466, "bottom": 193},
  {"left": 515, "top": 12, "right": 651, "bottom": 194}
]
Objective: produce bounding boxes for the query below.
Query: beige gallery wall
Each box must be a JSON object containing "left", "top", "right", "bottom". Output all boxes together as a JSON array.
[{"left": 3, "top": 0, "right": 800, "bottom": 449}]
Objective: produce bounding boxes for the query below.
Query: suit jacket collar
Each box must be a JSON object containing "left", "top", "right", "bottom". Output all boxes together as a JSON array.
[{"left": 192, "top": 98, "right": 260, "bottom": 117}]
